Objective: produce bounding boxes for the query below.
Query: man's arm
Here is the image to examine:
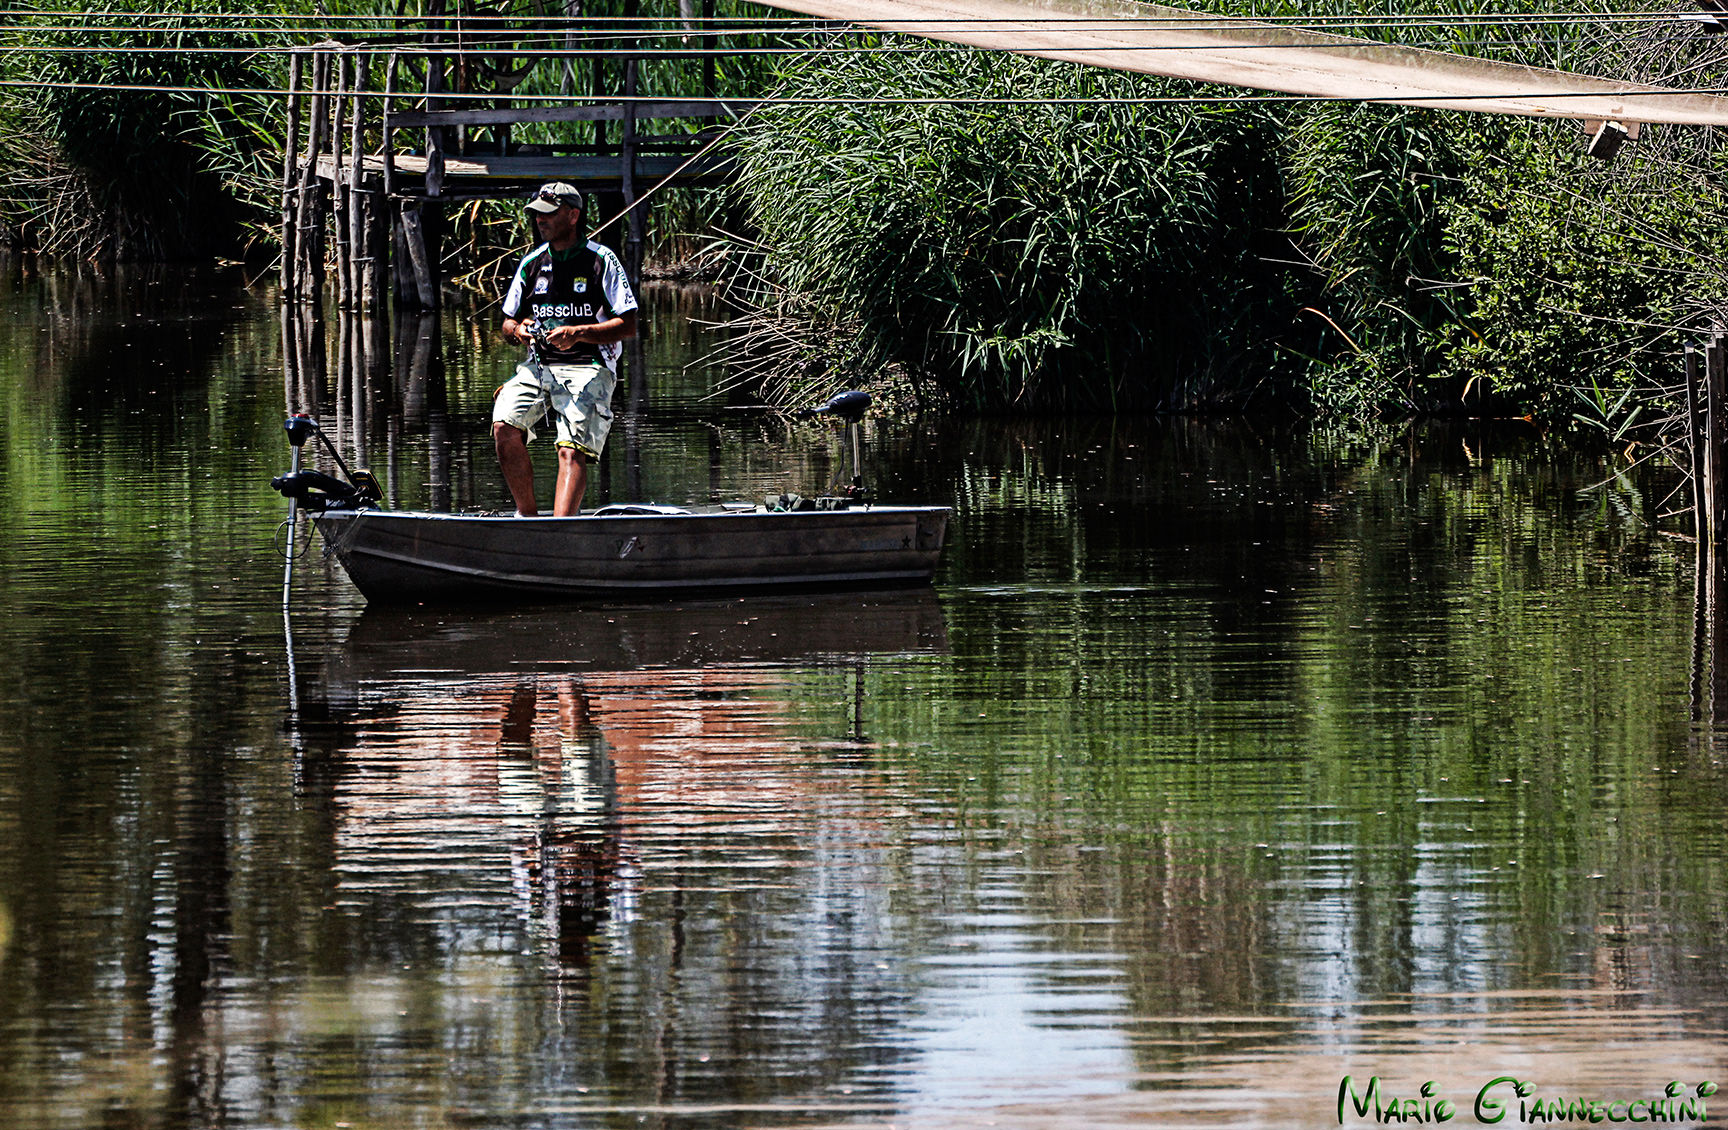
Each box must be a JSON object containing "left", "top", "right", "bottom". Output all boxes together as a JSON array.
[
  {"left": 499, "top": 252, "right": 537, "bottom": 345},
  {"left": 544, "top": 310, "right": 637, "bottom": 351}
]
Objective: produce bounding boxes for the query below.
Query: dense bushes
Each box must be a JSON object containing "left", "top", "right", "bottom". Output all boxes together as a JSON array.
[
  {"left": 721, "top": 26, "right": 1728, "bottom": 423},
  {"left": 0, "top": 1, "right": 288, "bottom": 259},
  {"left": 6, "top": 0, "right": 1726, "bottom": 427},
  {"left": 0, "top": 0, "right": 775, "bottom": 267},
  {"left": 723, "top": 48, "right": 1296, "bottom": 412}
]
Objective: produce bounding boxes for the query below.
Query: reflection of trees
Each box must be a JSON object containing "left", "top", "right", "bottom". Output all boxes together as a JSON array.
[{"left": 852, "top": 417, "right": 1728, "bottom": 1067}]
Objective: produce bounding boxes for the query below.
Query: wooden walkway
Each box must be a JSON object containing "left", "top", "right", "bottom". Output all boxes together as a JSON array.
[
  {"left": 282, "top": 34, "right": 743, "bottom": 316},
  {"left": 313, "top": 145, "right": 736, "bottom": 200},
  {"left": 762, "top": 0, "right": 1728, "bottom": 126}
]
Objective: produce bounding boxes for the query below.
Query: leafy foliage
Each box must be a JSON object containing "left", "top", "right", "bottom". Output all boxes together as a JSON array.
[
  {"left": 717, "top": 0, "right": 1728, "bottom": 425},
  {"left": 1433, "top": 125, "right": 1709, "bottom": 423},
  {"left": 1277, "top": 102, "right": 1472, "bottom": 415},
  {"left": 1, "top": 1, "right": 290, "bottom": 259},
  {"left": 724, "top": 44, "right": 1297, "bottom": 412}
]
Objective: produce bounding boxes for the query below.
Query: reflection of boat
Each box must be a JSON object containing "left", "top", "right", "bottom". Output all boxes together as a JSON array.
[
  {"left": 272, "top": 393, "right": 950, "bottom": 605},
  {"left": 322, "top": 588, "right": 950, "bottom": 686},
  {"left": 289, "top": 590, "right": 946, "bottom": 972}
]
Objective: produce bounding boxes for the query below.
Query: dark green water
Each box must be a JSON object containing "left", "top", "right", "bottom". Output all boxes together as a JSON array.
[{"left": 1, "top": 261, "right": 1725, "bottom": 1130}]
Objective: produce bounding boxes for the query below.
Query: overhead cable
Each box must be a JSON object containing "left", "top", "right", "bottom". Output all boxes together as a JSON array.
[{"left": 3, "top": 74, "right": 1724, "bottom": 105}]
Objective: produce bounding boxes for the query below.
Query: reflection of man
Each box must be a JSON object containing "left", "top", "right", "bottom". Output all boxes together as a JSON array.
[
  {"left": 493, "top": 182, "right": 639, "bottom": 517},
  {"left": 497, "top": 676, "right": 620, "bottom": 970}
]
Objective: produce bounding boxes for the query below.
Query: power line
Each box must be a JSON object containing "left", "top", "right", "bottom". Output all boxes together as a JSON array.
[
  {"left": 3, "top": 74, "right": 1724, "bottom": 105},
  {"left": 0, "top": 9, "right": 1705, "bottom": 29},
  {"left": 0, "top": 35, "right": 1631, "bottom": 57}
]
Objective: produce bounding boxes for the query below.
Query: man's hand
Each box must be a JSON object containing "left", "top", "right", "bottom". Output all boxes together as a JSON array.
[
  {"left": 502, "top": 318, "right": 536, "bottom": 347},
  {"left": 545, "top": 324, "right": 587, "bottom": 350}
]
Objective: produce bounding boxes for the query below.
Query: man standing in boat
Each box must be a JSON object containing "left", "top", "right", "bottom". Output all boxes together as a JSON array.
[{"left": 494, "top": 182, "right": 638, "bottom": 516}]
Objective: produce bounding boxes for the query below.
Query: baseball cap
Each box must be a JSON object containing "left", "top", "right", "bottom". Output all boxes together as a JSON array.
[{"left": 525, "top": 183, "right": 583, "bottom": 214}]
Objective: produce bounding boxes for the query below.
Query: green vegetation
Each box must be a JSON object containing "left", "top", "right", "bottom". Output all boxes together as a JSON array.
[
  {"left": 0, "top": 0, "right": 287, "bottom": 258},
  {"left": 0, "top": 0, "right": 774, "bottom": 268},
  {"left": 717, "top": 48, "right": 1291, "bottom": 413},
  {"left": 4, "top": 0, "right": 1726, "bottom": 426},
  {"left": 717, "top": 9, "right": 1728, "bottom": 423}
]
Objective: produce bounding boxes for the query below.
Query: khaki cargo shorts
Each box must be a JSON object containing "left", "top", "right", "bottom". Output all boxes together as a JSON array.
[{"left": 492, "top": 360, "right": 616, "bottom": 459}]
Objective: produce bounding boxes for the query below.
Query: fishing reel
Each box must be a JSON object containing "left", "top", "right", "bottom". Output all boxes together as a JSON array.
[{"left": 523, "top": 318, "right": 553, "bottom": 358}]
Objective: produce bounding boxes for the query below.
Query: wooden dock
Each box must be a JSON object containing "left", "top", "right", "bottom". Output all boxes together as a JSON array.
[{"left": 281, "top": 28, "right": 744, "bottom": 318}]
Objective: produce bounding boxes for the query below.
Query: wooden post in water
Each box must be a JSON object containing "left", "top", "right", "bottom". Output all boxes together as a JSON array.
[
  {"left": 281, "top": 52, "right": 302, "bottom": 302},
  {"left": 398, "top": 45, "right": 444, "bottom": 311},
  {"left": 1687, "top": 343, "right": 1703, "bottom": 546},
  {"left": 424, "top": 48, "right": 446, "bottom": 202},
  {"left": 332, "top": 53, "right": 351, "bottom": 312},
  {"left": 401, "top": 209, "right": 438, "bottom": 310},
  {"left": 294, "top": 48, "right": 331, "bottom": 311},
  {"left": 1709, "top": 331, "right": 1727, "bottom": 555},
  {"left": 1697, "top": 338, "right": 1712, "bottom": 724},
  {"left": 348, "top": 53, "right": 369, "bottom": 314},
  {"left": 622, "top": 54, "right": 643, "bottom": 286},
  {"left": 381, "top": 52, "right": 398, "bottom": 202},
  {"left": 1703, "top": 331, "right": 1728, "bottom": 723}
]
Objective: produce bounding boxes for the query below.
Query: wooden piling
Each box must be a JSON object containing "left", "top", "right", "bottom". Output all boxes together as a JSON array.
[
  {"left": 281, "top": 52, "right": 302, "bottom": 303},
  {"left": 1688, "top": 342, "right": 1703, "bottom": 546},
  {"left": 1709, "top": 332, "right": 1727, "bottom": 555},
  {"left": 401, "top": 206, "right": 438, "bottom": 310},
  {"left": 281, "top": 17, "right": 741, "bottom": 370},
  {"left": 348, "top": 53, "right": 368, "bottom": 313},
  {"left": 293, "top": 48, "right": 331, "bottom": 310},
  {"left": 425, "top": 48, "right": 446, "bottom": 201},
  {"left": 1700, "top": 331, "right": 1728, "bottom": 727},
  {"left": 332, "top": 52, "right": 350, "bottom": 311},
  {"left": 381, "top": 52, "right": 398, "bottom": 202},
  {"left": 622, "top": 54, "right": 643, "bottom": 283}
]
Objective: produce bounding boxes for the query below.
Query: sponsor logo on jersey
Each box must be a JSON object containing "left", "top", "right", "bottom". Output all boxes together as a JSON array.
[
  {"left": 533, "top": 277, "right": 550, "bottom": 295},
  {"left": 574, "top": 279, "right": 587, "bottom": 293},
  {"left": 533, "top": 302, "right": 595, "bottom": 320}
]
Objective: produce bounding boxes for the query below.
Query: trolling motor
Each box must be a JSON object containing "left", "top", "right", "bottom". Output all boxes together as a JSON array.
[
  {"left": 796, "top": 390, "right": 872, "bottom": 509},
  {"left": 271, "top": 414, "right": 384, "bottom": 513}
]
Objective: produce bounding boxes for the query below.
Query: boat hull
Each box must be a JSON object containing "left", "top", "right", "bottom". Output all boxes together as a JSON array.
[{"left": 312, "top": 506, "right": 951, "bottom": 603}]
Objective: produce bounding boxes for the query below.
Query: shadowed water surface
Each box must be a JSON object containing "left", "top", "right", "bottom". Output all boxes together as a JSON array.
[{"left": 0, "top": 261, "right": 1725, "bottom": 1129}]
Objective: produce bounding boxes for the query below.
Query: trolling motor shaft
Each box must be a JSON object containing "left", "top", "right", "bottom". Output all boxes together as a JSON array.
[{"left": 796, "top": 390, "right": 872, "bottom": 508}]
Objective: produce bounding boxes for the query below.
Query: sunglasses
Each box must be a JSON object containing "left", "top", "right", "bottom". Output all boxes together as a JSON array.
[{"left": 527, "top": 188, "right": 582, "bottom": 210}]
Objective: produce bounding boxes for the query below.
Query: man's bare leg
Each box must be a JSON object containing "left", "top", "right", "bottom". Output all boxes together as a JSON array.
[
  {"left": 494, "top": 422, "right": 539, "bottom": 515},
  {"left": 553, "top": 446, "right": 588, "bottom": 516}
]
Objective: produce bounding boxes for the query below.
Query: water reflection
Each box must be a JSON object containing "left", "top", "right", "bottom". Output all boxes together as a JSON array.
[
  {"left": 306, "top": 672, "right": 623, "bottom": 972},
  {"left": 9, "top": 262, "right": 1728, "bottom": 1129},
  {"left": 289, "top": 591, "right": 948, "bottom": 967},
  {"left": 273, "top": 592, "right": 950, "bottom": 1120}
]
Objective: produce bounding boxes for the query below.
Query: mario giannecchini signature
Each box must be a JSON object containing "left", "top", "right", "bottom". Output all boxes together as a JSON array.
[{"left": 1338, "top": 1075, "right": 1719, "bottom": 1124}]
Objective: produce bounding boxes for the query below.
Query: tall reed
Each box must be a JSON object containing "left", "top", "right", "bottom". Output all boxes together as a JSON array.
[
  {"left": 1, "top": 0, "right": 292, "bottom": 259},
  {"left": 722, "top": 43, "right": 1298, "bottom": 413}
]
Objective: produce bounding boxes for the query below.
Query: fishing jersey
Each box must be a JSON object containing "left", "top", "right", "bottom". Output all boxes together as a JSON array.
[{"left": 501, "top": 239, "right": 638, "bottom": 370}]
